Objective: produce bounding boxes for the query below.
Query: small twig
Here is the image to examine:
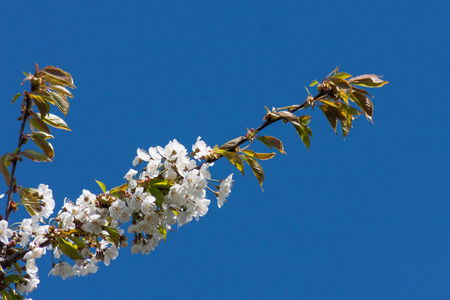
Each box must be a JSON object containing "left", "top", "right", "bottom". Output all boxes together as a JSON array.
[
  {"left": 205, "top": 89, "right": 330, "bottom": 164},
  {"left": 4, "top": 94, "right": 33, "bottom": 222}
]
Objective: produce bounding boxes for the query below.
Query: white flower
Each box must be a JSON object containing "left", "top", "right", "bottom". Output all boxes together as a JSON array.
[
  {"left": 103, "top": 244, "right": 119, "bottom": 266},
  {"left": 37, "top": 184, "right": 55, "bottom": 219},
  {"left": 109, "top": 199, "right": 132, "bottom": 222},
  {"left": 81, "top": 214, "right": 107, "bottom": 235},
  {"left": 192, "top": 136, "right": 212, "bottom": 160},
  {"left": 0, "top": 220, "right": 13, "bottom": 244},
  {"left": 73, "top": 258, "right": 98, "bottom": 276},
  {"left": 146, "top": 160, "right": 161, "bottom": 178},
  {"left": 49, "top": 262, "right": 75, "bottom": 279},
  {"left": 141, "top": 195, "right": 156, "bottom": 215},
  {"left": 217, "top": 174, "right": 234, "bottom": 208},
  {"left": 124, "top": 169, "right": 138, "bottom": 189},
  {"left": 16, "top": 273, "right": 39, "bottom": 294},
  {"left": 76, "top": 189, "right": 96, "bottom": 208}
]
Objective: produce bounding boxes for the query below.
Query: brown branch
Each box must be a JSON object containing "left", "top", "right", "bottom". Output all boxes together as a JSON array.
[
  {"left": 0, "top": 240, "right": 51, "bottom": 270},
  {"left": 205, "top": 88, "right": 330, "bottom": 164},
  {"left": 4, "top": 94, "right": 33, "bottom": 222}
]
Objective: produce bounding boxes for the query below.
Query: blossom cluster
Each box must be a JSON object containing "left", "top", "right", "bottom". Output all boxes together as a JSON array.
[{"left": 0, "top": 138, "right": 233, "bottom": 298}]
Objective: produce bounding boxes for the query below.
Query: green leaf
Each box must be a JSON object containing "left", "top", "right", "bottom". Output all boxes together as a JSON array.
[
  {"left": 328, "top": 77, "right": 352, "bottom": 90},
  {"left": 40, "top": 66, "right": 75, "bottom": 88},
  {"left": 29, "top": 93, "right": 50, "bottom": 117},
  {"left": 19, "top": 187, "right": 41, "bottom": 217},
  {"left": 221, "top": 150, "right": 245, "bottom": 176},
  {"left": 241, "top": 150, "right": 276, "bottom": 160},
  {"left": 4, "top": 275, "right": 21, "bottom": 284},
  {"left": 56, "top": 237, "right": 83, "bottom": 260},
  {"left": 294, "top": 123, "right": 312, "bottom": 150},
  {"left": 257, "top": 136, "right": 285, "bottom": 154},
  {"left": 30, "top": 132, "right": 54, "bottom": 160},
  {"left": 95, "top": 180, "right": 106, "bottom": 194},
  {"left": 20, "top": 149, "right": 51, "bottom": 162},
  {"left": 319, "top": 105, "right": 338, "bottom": 134},
  {"left": 349, "top": 92, "right": 374, "bottom": 121},
  {"left": 12, "top": 93, "right": 21, "bottom": 104},
  {"left": 219, "top": 136, "right": 245, "bottom": 151},
  {"left": 148, "top": 187, "right": 165, "bottom": 209},
  {"left": 40, "top": 113, "right": 71, "bottom": 131},
  {"left": 67, "top": 235, "right": 85, "bottom": 249},
  {"left": 277, "top": 111, "right": 300, "bottom": 126},
  {"left": 241, "top": 155, "right": 264, "bottom": 190},
  {"left": 149, "top": 178, "right": 174, "bottom": 189},
  {"left": 309, "top": 79, "right": 319, "bottom": 87},
  {"left": 0, "top": 154, "right": 11, "bottom": 186},
  {"left": 321, "top": 100, "right": 347, "bottom": 122},
  {"left": 30, "top": 116, "right": 51, "bottom": 134},
  {"left": 298, "top": 115, "right": 312, "bottom": 126},
  {"left": 158, "top": 226, "right": 167, "bottom": 242},
  {"left": 333, "top": 72, "right": 352, "bottom": 79},
  {"left": 110, "top": 183, "right": 128, "bottom": 198},
  {"left": 49, "top": 85, "right": 73, "bottom": 98},
  {"left": 13, "top": 262, "right": 23, "bottom": 276},
  {"left": 349, "top": 74, "right": 388, "bottom": 87},
  {"left": 105, "top": 227, "right": 120, "bottom": 247},
  {"left": 49, "top": 91, "right": 70, "bottom": 116}
]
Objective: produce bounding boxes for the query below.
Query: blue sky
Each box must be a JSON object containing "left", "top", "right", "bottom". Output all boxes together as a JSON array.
[{"left": 1, "top": 1, "right": 449, "bottom": 299}]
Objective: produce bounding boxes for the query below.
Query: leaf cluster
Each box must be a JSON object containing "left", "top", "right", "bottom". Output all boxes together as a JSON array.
[
  {"left": 213, "top": 68, "right": 387, "bottom": 188},
  {"left": 311, "top": 67, "right": 388, "bottom": 137}
]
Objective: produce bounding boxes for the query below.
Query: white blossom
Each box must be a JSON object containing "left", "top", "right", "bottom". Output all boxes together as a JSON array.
[
  {"left": 217, "top": 174, "right": 234, "bottom": 208},
  {"left": 0, "top": 220, "right": 13, "bottom": 244}
]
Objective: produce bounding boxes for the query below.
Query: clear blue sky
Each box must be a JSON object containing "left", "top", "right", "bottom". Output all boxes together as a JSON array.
[{"left": 1, "top": 1, "right": 449, "bottom": 299}]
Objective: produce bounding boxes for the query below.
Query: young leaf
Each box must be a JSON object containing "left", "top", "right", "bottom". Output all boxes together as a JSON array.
[
  {"left": 277, "top": 111, "right": 300, "bottom": 126},
  {"left": 30, "top": 132, "right": 54, "bottom": 160},
  {"left": 29, "top": 94, "right": 50, "bottom": 117},
  {"left": 241, "top": 155, "right": 264, "bottom": 190},
  {"left": 49, "top": 85, "right": 73, "bottom": 98},
  {"left": 333, "top": 72, "right": 352, "bottom": 79},
  {"left": 12, "top": 93, "right": 21, "bottom": 104},
  {"left": 148, "top": 187, "right": 165, "bottom": 209},
  {"left": 158, "top": 226, "right": 167, "bottom": 242},
  {"left": 67, "top": 235, "right": 85, "bottom": 249},
  {"left": 309, "top": 79, "right": 319, "bottom": 87},
  {"left": 319, "top": 105, "right": 338, "bottom": 134},
  {"left": 349, "top": 92, "right": 374, "bottom": 121},
  {"left": 105, "top": 227, "right": 120, "bottom": 247},
  {"left": 19, "top": 187, "right": 41, "bottom": 217},
  {"left": 95, "top": 180, "right": 107, "bottom": 194},
  {"left": 298, "top": 115, "right": 312, "bottom": 126},
  {"left": 328, "top": 77, "right": 351, "bottom": 90},
  {"left": 294, "top": 124, "right": 312, "bottom": 150},
  {"left": 221, "top": 150, "right": 245, "bottom": 176},
  {"left": 41, "top": 66, "right": 75, "bottom": 88},
  {"left": 30, "top": 116, "right": 51, "bottom": 134},
  {"left": 20, "top": 149, "right": 51, "bottom": 162},
  {"left": 0, "top": 154, "right": 11, "bottom": 186},
  {"left": 56, "top": 237, "right": 83, "bottom": 260},
  {"left": 219, "top": 136, "right": 245, "bottom": 151},
  {"left": 41, "top": 113, "right": 71, "bottom": 131},
  {"left": 257, "top": 136, "right": 285, "bottom": 154},
  {"left": 49, "top": 91, "right": 70, "bottom": 116},
  {"left": 349, "top": 74, "right": 388, "bottom": 87},
  {"left": 241, "top": 150, "right": 276, "bottom": 160}
]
